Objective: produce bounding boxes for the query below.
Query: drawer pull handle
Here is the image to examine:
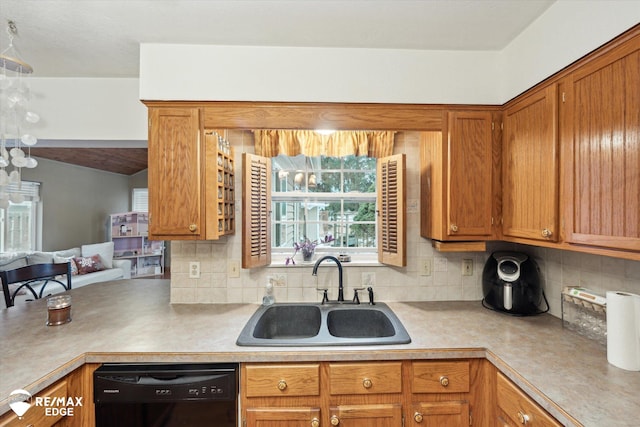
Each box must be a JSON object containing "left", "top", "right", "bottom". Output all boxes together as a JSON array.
[
  {"left": 362, "top": 378, "right": 372, "bottom": 389},
  {"left": 188, "top": 223, "right": 197, "bottom": 232},
  {"left": 277, "top": 380, "right": 287, "bottom": 391},
  {"left": 330, "top": 415, "right": 340, "bottom": 426},
  {"left": 542, "top": 228, "right": 552, "bottom": 238},
  {"left": 311, "top": 417, "right": 320, "bottom": 427},
  {"left": 440, "top": 376, "right": 449, "bottom": 387},
  {"left": 414, "top": 412, "right": 424, "bottom": 423},
  {"left": 517, "top": 411, "right": 530, "bottom": 425},
  {"left": 450, "top": 224, "right": 459, "bottom": 232}
]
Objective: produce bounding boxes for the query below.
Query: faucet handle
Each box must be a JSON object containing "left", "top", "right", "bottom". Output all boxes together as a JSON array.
[
  {"left": 367, "top": 287, "right": 375, "bottom": 305},
  {"left": 318, "top": 288, "right": 329, "bottom": 304},
  {"left": 352, "top": 287, "right": 365, "bottom": 304}
]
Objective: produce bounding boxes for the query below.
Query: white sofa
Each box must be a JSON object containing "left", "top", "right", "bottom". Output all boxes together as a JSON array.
[{"left": 0, "top": 242, "right": 131, "bottom": 308}]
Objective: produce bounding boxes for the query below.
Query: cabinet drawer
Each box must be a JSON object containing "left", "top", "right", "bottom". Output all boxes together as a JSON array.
[
  {"left": 245, "top": 364, "right": 320, "bottom": 397},
  {"left": 412, "top": 360, "right": 470, "bottom": 393},
  {"left": 497, "top": 372, "right": 562, "bottom": 427},
  {"left": 329, "top": 362, "right": 402, "bottom": 395},
  {"left": 0, "top": 380, "right": 67, "bottom": 427}
]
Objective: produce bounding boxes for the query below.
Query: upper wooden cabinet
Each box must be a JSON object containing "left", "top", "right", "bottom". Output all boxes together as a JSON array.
[
  {"left": 147, "top": 106, "right": 235, "bottom": 240},
  {"left": 502, "top": 85, "right": 559, "bottom": 243},
  {"left": 562, "top": 38, "right": 640, "bottom": 252},
  {"left": 420, "top": 110, "right": 495, "bottom": 245},
  {"left": 147, "top": 107, "right": 204, "bottom": 239}
]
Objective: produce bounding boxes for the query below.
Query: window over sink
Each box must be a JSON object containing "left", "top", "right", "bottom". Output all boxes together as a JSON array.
[{"left": 271, "top": 154, "right": 378, "bottom": 257}]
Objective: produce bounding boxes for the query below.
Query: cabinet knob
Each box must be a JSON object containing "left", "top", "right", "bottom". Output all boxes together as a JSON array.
[
  {"left": 330, "top": 415, "right": 340, "bottom": 426},
  {"left": 311, "top": 417, "right": 320, "bottom": 427},
  {"left": 541, "top": 228, "right": 552, "bottom": 238},
  {"left": 414, "top": 412, "right": 424, "bottom": 423},
  {"left": 362, "top": 378, "right": 372, "bottom": 389},
  {"left": 439, "top": 376, "right": 449, "bottom": 387},
  {"left": 277, "top": 380, "right": 287, "bottom": 391},
  {"left": 450, "top": 224, "right": 459, "bottom": 232},
  {"left": 188, "top": 223, "right": 197, "bottom": 232},
  {"left": 517, "top": 411, "right": 530, "bottom": 425}
]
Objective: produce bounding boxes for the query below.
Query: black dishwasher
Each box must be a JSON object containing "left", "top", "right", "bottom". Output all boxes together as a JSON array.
[{"left": 94, "top": 363, "right": 238, "bottom": 427}]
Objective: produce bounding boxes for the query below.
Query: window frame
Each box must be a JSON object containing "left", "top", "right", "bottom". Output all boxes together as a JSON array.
[{"left": 270, "top": 155, "right": 378, "bottom": 257}]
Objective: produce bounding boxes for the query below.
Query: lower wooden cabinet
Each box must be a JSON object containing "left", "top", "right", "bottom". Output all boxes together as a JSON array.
[
  {"left": 410, "top": 360, "right": 472, "bottom": 427},
  {"left": 246, "top": 407, "right": 321, "bottom": 427},
  {"left": 410, "top": 401, "right": 470, "bottom": 427},
  {"left": 242, "top": 360, "right": 485, "bottom": 427},
  {"left": 0, "top": 380, "right": 68, "bottom": 427},
  {"left": 329, "top": 403, "right": 403, "bottom": 427},
  {"left": 0, "top": 363, "right": 98, "bottom": 427},
  {"left": 496, "top": 372, "right": 562, "bottom": 427}
]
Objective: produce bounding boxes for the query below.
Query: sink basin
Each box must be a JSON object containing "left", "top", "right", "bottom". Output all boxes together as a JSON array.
[
  {"left": 236, "top": 303, "right": 411, "bottom": 346},
  {"left": 252, "top": 305, "right": 321, "bottom": 339},
  {"left": 327, "top": 309, "right": 395, "bottom": 338}
]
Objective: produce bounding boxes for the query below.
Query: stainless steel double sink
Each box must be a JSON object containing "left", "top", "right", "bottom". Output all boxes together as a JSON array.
[{"left": 236, "top": 302, "right": 411, "bottom": 346}]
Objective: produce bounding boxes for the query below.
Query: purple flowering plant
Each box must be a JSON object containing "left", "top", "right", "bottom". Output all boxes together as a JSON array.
[{"left": 285, "top": 234, "right": 334, "bottom": 265}]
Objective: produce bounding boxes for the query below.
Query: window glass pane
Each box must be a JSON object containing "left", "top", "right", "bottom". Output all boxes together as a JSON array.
[
  {"left": 343, "top": 172, "right": 376, "bottom": 192},
  {"left": 4, "top": 202, "right": 33, "bottom": 252},
  {"left": 271, "top": 154, "right": 377, "bottom": 254},
  {"left": 132, "top": 188, "right": 148, "bottom": 212}
]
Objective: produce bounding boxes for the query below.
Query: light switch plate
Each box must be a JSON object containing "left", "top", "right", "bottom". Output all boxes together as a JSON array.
[{"left": 228, "top": 260, "right": 240, "bottom": 278}]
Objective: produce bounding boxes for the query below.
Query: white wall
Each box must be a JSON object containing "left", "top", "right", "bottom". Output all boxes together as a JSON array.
[
  {"left": 501, "top": 0, "right": 640, "bottom": 102},
  {"left": 138, "top": 1, "right": 640, "bottom": 105},
  {"left": 28, "top": 78, "right": 147, "bottom": 141},
  {"left": 140, "top": 44, "right": 502, "bottom": 104},
  {"left": 23, "top": 1, "right": 639, "bottom": 140}
]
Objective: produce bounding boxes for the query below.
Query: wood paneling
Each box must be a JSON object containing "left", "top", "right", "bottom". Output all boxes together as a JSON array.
[
  {"left": 377, "top": 154, "right": 406, "bottom": 267},
  {"left": 242, "top": 153, "right": 272, "bottom": 268},
  {"left": 30, "top": 147, "right": 147, "bottom": 175},
  {"left": 564, "top": 46, "right": 640, "bottom": 251},
  {"left": 148, "top": 107, "right": 204, "bottom": 239},
  {"left": 502, "top": 84, "right": 559, "bottom": 242}
]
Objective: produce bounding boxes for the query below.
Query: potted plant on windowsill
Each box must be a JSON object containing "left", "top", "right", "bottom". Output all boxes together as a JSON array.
[{"left": 285, "top": 235, "right": 334, "bottom": 265}]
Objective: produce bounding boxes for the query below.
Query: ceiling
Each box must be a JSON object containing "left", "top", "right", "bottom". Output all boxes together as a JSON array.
[{"left": 0, "top": 0, "right": 555, "bottom": 174}]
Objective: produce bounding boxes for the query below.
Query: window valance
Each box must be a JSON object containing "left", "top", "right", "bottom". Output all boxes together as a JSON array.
[{"left": 253, "top": 130, "right": 395, "bottom": 158}]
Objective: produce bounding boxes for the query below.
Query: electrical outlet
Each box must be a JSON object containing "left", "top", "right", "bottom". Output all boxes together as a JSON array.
[
  {"left": 420, "top": 258, "right": 432, "bottom": 276},
  {"left": 362, "top": 272, "right": 376, "bottom": 288},
  {"left": 462, "top": 259, "right": 473, "bottom": 276},
  {"left": 189, "top": 261, "right": 200, "bottom": 279},
  {"left": 228, "top": 260, "right": 240, "bottom": 278}
]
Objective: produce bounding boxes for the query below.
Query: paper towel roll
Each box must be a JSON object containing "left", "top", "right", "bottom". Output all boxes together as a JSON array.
[{"left": 606, "top": 291, "right": 640, "bottom": 371}]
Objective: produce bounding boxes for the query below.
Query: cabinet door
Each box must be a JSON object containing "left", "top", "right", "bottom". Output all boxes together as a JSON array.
[
  {"left": 246, "top": 407, "right": 321, "bottom": 427},
  {"left": 410, "top": 401, "right": 470, "bottom": 427},
  {"left": 329, "top": 404, "right": 402, "bottom": 427},
  {"left": 148, "top": 107, "right": 203, "bottom": 239},
  {"left": 447, "top": 111, "right": 493, "bottom": 238},
  {"left": 496, "top": 373, "right": 562, "bottom": 427},
  {"left": 564, "top": 45, "right": 640, "bottom": 251},
  {"left": 503, "top": 85, "right": 559, "bottom": 242}
]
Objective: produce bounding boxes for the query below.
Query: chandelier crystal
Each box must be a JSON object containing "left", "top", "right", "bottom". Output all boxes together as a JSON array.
[{"left": 0, "top": 20, "right": 39, "bottom": 209}]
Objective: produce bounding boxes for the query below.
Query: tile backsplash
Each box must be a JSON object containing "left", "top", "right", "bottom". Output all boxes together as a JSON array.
[{"left": 168, "top": 130, "right": 640, "bottom": 319}]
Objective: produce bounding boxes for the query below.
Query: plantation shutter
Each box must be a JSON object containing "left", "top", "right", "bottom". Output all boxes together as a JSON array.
[
  {"left": 377, "top": 154, "right": 406, "bottom": 267},
  {"left": 242, "top": 153, "right": 271, "bottom": 268}
]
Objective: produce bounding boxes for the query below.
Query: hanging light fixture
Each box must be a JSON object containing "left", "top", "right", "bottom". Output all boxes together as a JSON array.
[{"left": 0, "top": 20, "right": 39, "bottom": 209}]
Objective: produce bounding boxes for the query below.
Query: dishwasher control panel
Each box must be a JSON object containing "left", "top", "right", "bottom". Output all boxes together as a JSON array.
[{"left": 94, "top": 363, "right": 238, "bottom": 402}]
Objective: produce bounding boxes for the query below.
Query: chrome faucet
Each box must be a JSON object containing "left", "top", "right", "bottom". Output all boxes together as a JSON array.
[{"left": 312, "top": 255, "right": 344, "bottom": 303}]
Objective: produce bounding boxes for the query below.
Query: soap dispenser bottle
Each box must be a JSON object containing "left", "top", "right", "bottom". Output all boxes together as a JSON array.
[{"left": 262, "top": 281, "right": 275, "bottom": 306}]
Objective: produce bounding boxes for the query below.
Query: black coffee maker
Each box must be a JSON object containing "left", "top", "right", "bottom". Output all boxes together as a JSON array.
[{"left": 482, "top": 251, "right": 547, "bottom": 316}]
